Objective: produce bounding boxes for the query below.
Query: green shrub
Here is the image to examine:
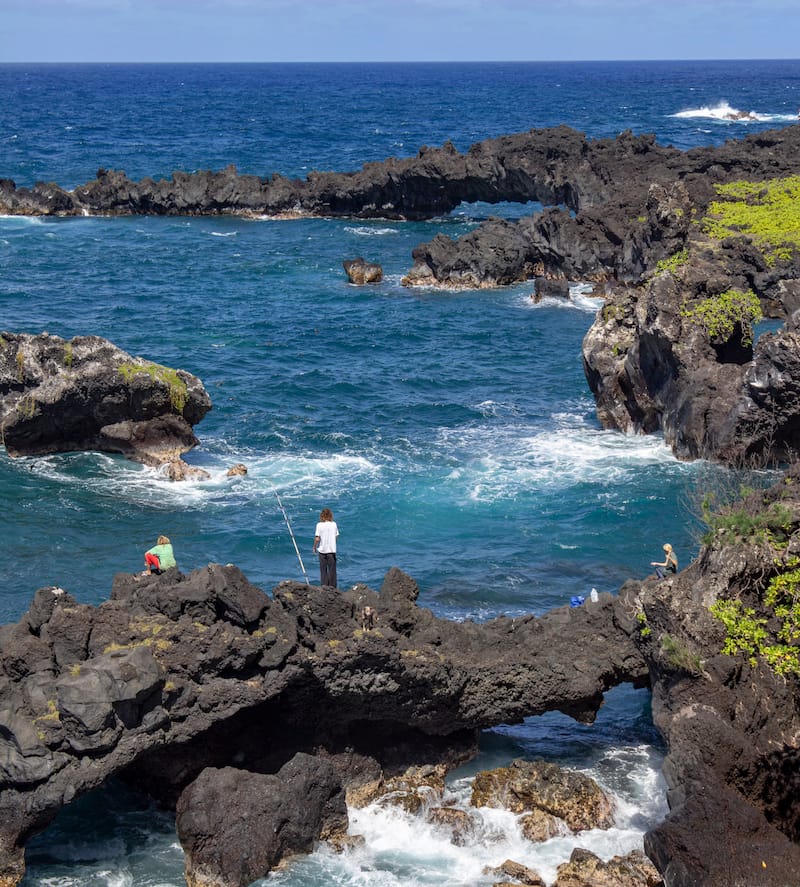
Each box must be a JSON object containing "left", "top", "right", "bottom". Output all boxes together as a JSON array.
[
  {"left": 710, "top": 556, "right": 800, "bottom": 677},
  {"left": 681, "top": 288, "right": 762, "bottom": 346},
  {"left": 655, "top": 248, "right": 689, "bottom": 275},
  {"left": 710, "top": 596, "right": 800, "bottom": 677},
  {"left": 764, "top": 559, "right": 800, "bottom": 647},
  {"left": 118, "top": 361, "right": 188, "bottom": 413},
  {"left": 709, "top": 599, "right": 769, "bottom": 667},
  {"left": 703, "top": 175, "right": 800, "bottom": 266},
  {"left": 700, "top": 493, "right": 792, "bottom": 547}
]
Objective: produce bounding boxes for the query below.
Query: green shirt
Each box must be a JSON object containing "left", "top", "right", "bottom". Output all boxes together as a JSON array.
[{"left": 146, "top": 543, "right": 176, "bottom": 570}]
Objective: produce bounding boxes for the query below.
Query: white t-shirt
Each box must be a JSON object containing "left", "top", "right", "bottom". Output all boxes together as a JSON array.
[{"left": 315, "top": 520, "right": 339, "bottom": 554}]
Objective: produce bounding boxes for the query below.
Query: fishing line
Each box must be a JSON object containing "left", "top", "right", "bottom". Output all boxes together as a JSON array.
[{"left": 272, "top": 487, "right": 310, "bottom": 585}]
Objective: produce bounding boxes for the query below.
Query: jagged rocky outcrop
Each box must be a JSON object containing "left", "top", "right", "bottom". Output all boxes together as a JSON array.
[
  {"left": 0, "top": 127, "right": 690, "bottom": 223},
  {"left": 3, "top": 125, "right": 798, "bottom": 293},
  {"left": 343, "top": 257, "right": 383, "bottom": 284},
  {"left": 471, "top": 758, "right": 615, "bottom": 833},
  {"left": 0, "top": 332, "right": 212, "bottom": 478},
  {"left": 176, "top": 754, "right": 348, "bottom": 887},
  {"left": 634, "top": 464, "right": 800, "bottom": 886},
  {"left": 6, "top": 127, "right": 800, "bottom": 466},
  {"left": 5, "top": 126, "right": 800, "bottom": 464},
  {"left": 552, "top": 848, "right": 662, "bottom": 887},
  {"left": 0, "top": 564, "right": 645, "bottom": 886},
  {"left": 582, "top": 240, "right": 800, "bottom": 465},
  {"left": 5, "top": 466, "right": 800, "bottom": 887}
]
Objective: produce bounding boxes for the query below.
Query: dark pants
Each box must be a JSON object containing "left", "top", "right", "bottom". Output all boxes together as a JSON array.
[{"left": 318, "top": 552, "right": 337, "bottom": 588}]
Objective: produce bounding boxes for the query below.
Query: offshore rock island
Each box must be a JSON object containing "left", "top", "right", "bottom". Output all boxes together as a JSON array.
[{"left": 0, "top": 333, "right": 212, "bottom": 479}]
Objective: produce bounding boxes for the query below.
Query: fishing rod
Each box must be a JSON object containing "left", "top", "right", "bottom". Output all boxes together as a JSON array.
[{"left": 273, "top": 488, "right": 310, "bottom": 585}]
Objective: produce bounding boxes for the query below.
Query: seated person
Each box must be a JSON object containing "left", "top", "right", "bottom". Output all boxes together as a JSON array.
[{"left": 144, "top": 535, "right": 176, "bottom": 575}]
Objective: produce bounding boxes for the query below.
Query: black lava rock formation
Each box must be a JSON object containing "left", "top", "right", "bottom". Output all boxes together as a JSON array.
[
  {"left": 4, "top": 469, "right": 800, "bottom": 887},
  {"left": 0, "top": 332, "right": 211, "bottom": 477}
]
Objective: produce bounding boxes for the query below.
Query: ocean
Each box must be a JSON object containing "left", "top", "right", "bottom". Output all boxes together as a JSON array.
[{"left": 2, "top": 60, "right": 798, "bottom": 886}]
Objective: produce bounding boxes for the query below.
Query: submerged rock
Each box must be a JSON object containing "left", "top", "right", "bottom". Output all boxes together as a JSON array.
[
  {"left": 343, "top": 257, "right": 383, "bottom": 284},
  {"left": 471, "top": 758, "right": 615, "bottom": 833},
  {"left": 372, "top": 763, "right": 447, "bottom": 814},
  {"left": 426, "top": 806, "right": 481, "bottom": 846}
]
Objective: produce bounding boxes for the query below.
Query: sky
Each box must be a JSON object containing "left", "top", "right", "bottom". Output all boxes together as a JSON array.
[{"left": 1, "top": 0, "right": 799, "bottom": 64}]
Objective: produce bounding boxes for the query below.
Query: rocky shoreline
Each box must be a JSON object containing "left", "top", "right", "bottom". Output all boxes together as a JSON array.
[
  {"left": 4, "top": 469, "right": 800, "bottom": 887},
  {"left": 4, "top": 123, "right": 800, "bottom": 885},
  {"left": 3, "top": 125, "right": 800, "bottom": 465}
]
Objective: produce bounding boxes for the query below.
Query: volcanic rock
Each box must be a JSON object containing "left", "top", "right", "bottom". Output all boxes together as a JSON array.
[
  {"left": 372, "top": 762, "right": 447, "bottom": 814},
  {"left": 582, "top": 247, "right": 800, "bottom": 465},
  {"left": 485, "top": 858, "right": 546, "bottom": 886},
  {"left": 3, "top": 126, "right": 798, "bottom": 287},
  {"left": 0, "top": 563, "right": 647, "bottom": 886},
  {"left": 471, "top": 758, "right": 615, "bottom": 832},
  {"left": 343, "top": 257, "right": 383, "bottom": 284},
  {"left": 519, "top": 807, "right": 564, "bottom": 842},
  {"left": 426, "top": 806, "right": 481, "bottom": 846},
  {"left": 0, "top": 332, "right": 211, "bottom": 476},
  {"left": 176, "top": 753, "right": 348, "bottom": 887},
  {"left": 5, "top": 469, "right": 800, "bottom": 885},
  {"left": 552, "top": 848, "right": 663, "bottom": 887}
]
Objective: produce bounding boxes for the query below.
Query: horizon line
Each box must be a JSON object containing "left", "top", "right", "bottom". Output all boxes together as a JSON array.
[{"left": 2, "top": 57, "right": 799, "bottom": 66}]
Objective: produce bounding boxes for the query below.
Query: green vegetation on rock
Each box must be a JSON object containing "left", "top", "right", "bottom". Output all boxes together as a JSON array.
[
  {"left": 655, "top": 248, "right": 689, "bottom": 275},
  {"left": 700, "top": 491, "right": 792, "bottom": 547},
  {"left": 680, "top": 288, "right": 762, "bottom": 346},
  {"left": 706, "top": 485, "right": 800, "bottom": 676},
  {"left": 660, "top": 634, "right": 703, "bottom": 675},
  {"left": 118, "top": 360, "right": 188, "bottom": 413},
  {"left": 703, "top": 175, "right": 800, "bottom": 266},
  {"left": 710, "top": 562, "right": 800, "bottom": 678},
  {"left": 709, "top": 598, "right": 770, "bottom": 667}
]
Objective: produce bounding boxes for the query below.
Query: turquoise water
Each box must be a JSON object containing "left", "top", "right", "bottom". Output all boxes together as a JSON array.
[
  {"left": 0, "top": 210, "right": 704, "bottom": 623},
  {"left": 2, "top": 60, "right": 798, "bottom": 886}
]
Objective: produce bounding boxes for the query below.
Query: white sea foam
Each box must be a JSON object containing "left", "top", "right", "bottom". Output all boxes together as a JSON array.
[
  {"left": 438, "top": 417, "right": 683, "bottom": 502},
  {"left": 209, "top": 231, "right": 237, "bottom": 237},
  {"left": 344, "top": 225, "right": 400, "bottom": 236},
  {"left": 515, "top": 283, "right": 604, "bottom": 315},
  {"left": 672, "top": 101, "right": 797, "bottom": 123},
  {"left": 15, "top": 448, "right": 380, "bottom": 510},
  {"left": 0, "top": 214, "right": 44, "bottom": 224},
  {"left": 265, "top": 746, "right": 667, "bottom": 887},
  {"left": 569, "top": 283, "right": 605, "bottom": 312}
]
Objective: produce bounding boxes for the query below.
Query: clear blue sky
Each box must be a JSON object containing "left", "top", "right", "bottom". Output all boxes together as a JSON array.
[{"left": 2, "top": 0, "right": 799, "bottom": 63}]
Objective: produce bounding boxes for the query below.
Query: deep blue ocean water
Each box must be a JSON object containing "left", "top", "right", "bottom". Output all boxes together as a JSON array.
[{"left": 2, "top": 60, "right": 798, "bottom": 886}]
